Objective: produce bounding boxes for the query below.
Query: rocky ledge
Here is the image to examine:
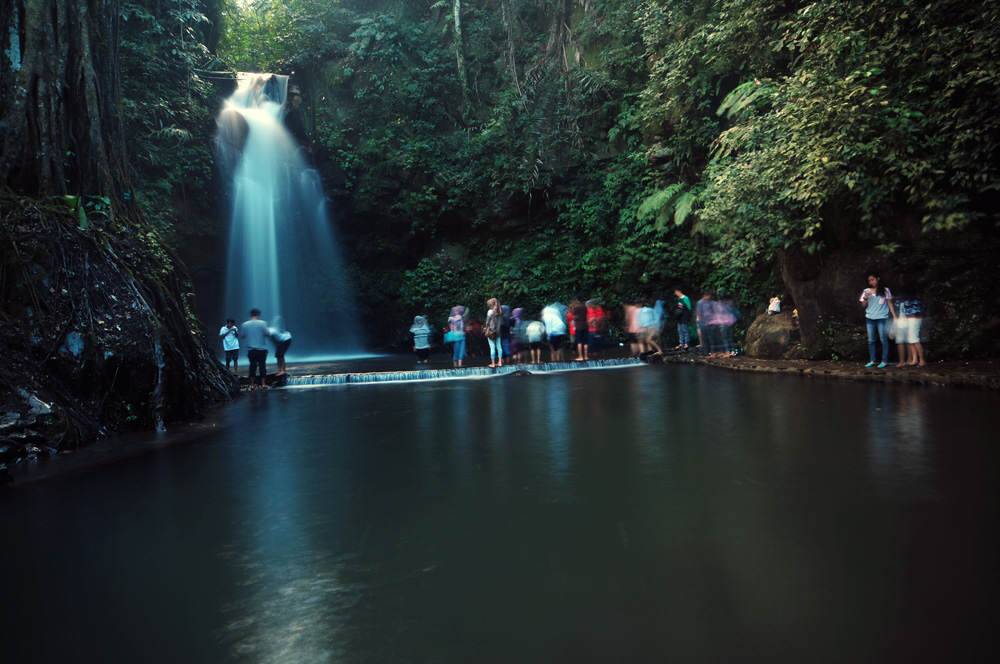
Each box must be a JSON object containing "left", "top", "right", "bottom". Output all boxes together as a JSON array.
[{"left": 650, "top": 352, "right": 1000, "bottom": 390}]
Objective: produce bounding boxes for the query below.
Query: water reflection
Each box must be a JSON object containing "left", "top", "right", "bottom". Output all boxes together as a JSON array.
[
  {"left": 865, "top": 386, "right": 932, "bottom": 489},
  {"left": 1, "top": 367, "right": 997, "bottom": 662}
]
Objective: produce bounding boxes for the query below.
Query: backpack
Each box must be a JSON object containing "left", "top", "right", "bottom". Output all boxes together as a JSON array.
[{"left": 485, "top": 311, "right": 501, "bottom": 338}]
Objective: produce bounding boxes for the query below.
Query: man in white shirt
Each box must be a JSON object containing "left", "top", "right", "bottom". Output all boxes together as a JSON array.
[
  {"left": 240, "top": 309, "right": 270, "bottom": 388},
  {"left": 219, "top": 318, "right": 240, "bottom": 374}
]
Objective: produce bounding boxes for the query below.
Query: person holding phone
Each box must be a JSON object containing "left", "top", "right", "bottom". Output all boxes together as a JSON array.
[
  {"left": 859, "top": 273, "right": 897, "bottom": 368},
  {"left": 219, "top": 318, "right": 239, "bottom": 374}
]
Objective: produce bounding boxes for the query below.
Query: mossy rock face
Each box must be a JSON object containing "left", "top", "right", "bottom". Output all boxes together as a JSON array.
[
  {"left": 0, "top": 196, "right": 238, "bottom": 469},
  {"left": 744, "top": 311, "right": 799, "bottom": 358}
]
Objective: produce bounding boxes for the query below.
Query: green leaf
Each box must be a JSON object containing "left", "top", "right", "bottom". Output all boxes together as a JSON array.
[{"left": 673, "top": 192, "right": 696, "bottom": 226}]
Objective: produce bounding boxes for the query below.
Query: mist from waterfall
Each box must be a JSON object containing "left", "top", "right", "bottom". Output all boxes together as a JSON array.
[{"left": 217, "top": 73, "right": 362, "bottom": 360}]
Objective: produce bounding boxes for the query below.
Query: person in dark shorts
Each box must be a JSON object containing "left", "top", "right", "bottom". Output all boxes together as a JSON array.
[
  {"left": 268, "top": 316, "right": 293, "bottom": 375},
  {"left": 410, "top": 315, "right": 432, "bottom": 364},
  {"left": 570, "top": 299, "right": 589, "bottom": 361},
  {"left": 240, "top": 308, "right": 269, "bottom": 389},
  {"left": 219, "top": 318, "right": 239, "bottom": 374}
]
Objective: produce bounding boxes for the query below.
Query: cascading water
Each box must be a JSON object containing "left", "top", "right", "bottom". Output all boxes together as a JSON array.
[{"left": 217, "top": 73, "right": 362, "bottom": 360}]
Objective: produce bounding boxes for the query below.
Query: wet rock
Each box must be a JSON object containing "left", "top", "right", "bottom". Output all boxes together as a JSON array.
[
  {"left": 19, "top": 390, "right": 52, "bottom": 416},
  {"left": 744, "top": 311, "right": 799, "bottom": 359},
  {"left": 0, "top": 412, "right": 20, "bottom": 431},
  {"left": 59, "top": 331, "right": 85, "bottom": 358}
]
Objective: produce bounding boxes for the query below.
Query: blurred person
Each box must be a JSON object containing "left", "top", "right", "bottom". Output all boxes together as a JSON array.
[
  {"left": 695, "top": 292, "right": 714, "bottom": 356},
  {"left": 219, "top": 318, "right": 239, "bottom": 374},
  {"left": 240, "top": 308, "right": 269, "bottom": 389},
  {"left": 525, "top": 318, "right": 546, "bottom": 364},
  {"left": 485, "top": 298, "right": 503, "bottom": 367},
  {"left": 569, "top": 299, "right": 589, "bottom": 361},
  {"left": 586, "top": 299, "right": 608, "bottom": 356},
  {"left": 706, "top": 296, "right": 724, "bottom": 357},
  {"left": 653, "top": 298, "right": 665, "bottom": 338},
  {"left": 500, "top": 304, "right": 512, "bottom": 360},
  {"left": 638, "top": 301, "right": 663, "bottom": 355},
  {"left": 674, "top": 287, "right": 692, "bottom": 350},
  {"left": 542, "top": 302, "right": 567, "bottom": 362},
  {"left": 624, "top": 302, "right": 642, "bottom": 355},
  {"left": 860, "top": 272, "right": 897, "bottom": 368},
  {"left": 896, "top": 293, "right": 927, "bottom": 366},
  {"left": 767, "top": 296, "right": 782, "bottom": 314},
  {"left": 717, "top": 296, "right": 738, "bottom": 357},
  {"left": 447, "top": 305, "right": 466, "bottom": 367},
  {"left": 511, "top": 307, "right": 530, "bottom": 363},
  {"left": 464, "top": 308, "right": 486, "bottom": 358},
  {"left": 410, "top": 315, "right": 432, "bottom": 364},
  {"left": 268, "top": 315, "right": 293, "bottom": 375}
]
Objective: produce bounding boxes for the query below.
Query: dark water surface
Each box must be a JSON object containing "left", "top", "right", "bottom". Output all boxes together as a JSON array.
[{"left": 2, "top": 366, "right": 997, "bottom": 662}]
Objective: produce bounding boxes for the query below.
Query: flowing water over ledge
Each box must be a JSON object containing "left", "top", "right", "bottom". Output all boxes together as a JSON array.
[
  {"left": 286, "top": 357, "right": 645, "bottom": 386},
  {"left": 1, "top": 365, "right": 996, "bottom": 662}
]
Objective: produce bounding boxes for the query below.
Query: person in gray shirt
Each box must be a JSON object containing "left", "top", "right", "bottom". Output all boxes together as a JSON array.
[{"left": 240, "top": 309, "right": 269, "bottom": 388}]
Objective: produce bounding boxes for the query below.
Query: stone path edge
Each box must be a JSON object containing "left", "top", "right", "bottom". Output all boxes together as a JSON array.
[{"left": 650, "top": 353, "right": 1000, "bottom": 391}]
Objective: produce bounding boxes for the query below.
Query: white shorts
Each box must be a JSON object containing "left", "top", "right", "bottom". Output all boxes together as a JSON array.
[{"left": 902, "top": 316, "right": 923, "bottom": 344}]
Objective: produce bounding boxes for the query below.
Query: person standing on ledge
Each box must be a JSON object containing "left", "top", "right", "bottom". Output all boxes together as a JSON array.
[
  {"left": 860, "top": 273, "right": 897, "bottom": 369},
  {"left": 485, "top": 298, "right": 504, "bottom": 368},
  {"left": 240, "top": 308, "right": 270, "bottom": 389},
  {"left": 410, "top": 315, "right": 432, "bottom": 364},
  {"left": 674, "top": 287, "right": 692, "bottom": 350},
  {"left": 570, "top": 298, "right": 589, "bottom": 361},
  {"left": 219, "top": 318, "right": 239, "bottom": 374}
]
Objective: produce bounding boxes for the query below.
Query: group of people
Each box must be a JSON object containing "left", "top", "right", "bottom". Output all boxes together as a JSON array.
[
  {"left": 219, "top": 309, "right": 293, "bottom": 388},
  {"left": 220, "top": 275, "right": 924, "bottom": 379},
  {"left": 860, "top": 273, "right": 926, "bottom": 368},
  {"left": 694, "top": 291, "right": 742, "bottom": 358},
  {"left": 409, "top": 289, "right": 705, "bottom": 367},
  {"left": 407, "top": 275, "right": 927, "bottom": 369},
  {"left": 428, "top": 299, "right": 615, "bottom": 368}
]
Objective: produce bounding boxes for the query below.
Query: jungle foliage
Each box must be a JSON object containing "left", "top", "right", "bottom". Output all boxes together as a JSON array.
[
  {"left": 120, "top": 0, "right": 225, "bottom": 240},
  {"left": 129, "top": 0, "right": 1000, "bottom": 353}
]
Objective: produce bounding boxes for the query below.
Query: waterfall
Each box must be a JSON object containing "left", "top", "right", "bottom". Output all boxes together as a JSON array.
[
  {"left": 284, "top": 358, "right": 646, "bottom": 388},
  {"left": 217, "top": 73, "right": 362, "bottom": 360}
]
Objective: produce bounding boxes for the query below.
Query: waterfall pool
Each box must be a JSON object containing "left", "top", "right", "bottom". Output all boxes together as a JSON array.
[{"left": 2, "top": 365, "right": 996, "bottom": 662}]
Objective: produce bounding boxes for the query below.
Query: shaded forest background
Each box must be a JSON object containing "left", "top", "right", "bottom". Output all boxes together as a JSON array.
[
  {"left": 116, "top": 0, "right": 999, "bottom": 358},
  {"left": 5, "top": 0, "right": 1000, "bottom": 364}
]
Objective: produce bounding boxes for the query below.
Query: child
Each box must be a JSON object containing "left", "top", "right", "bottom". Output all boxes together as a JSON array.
[
  {"left": 219, "top": 318, "right": 239, "bottom": 374},
  {"left": 410, "top": 315, "right": 432, "bottom": 364}
]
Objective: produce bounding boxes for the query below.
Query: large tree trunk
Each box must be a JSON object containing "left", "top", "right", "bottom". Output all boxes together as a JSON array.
[
  {"left": 452, "top": 0, "right": 470, "bottom": 118},
  {"left": 500, "top": 0, "right": 525, "bottom": 104},
  {"left": 0, "top": 0, "right": 236, "bottom": 473},
  {"left": 1, "top": 0, "right": 129, "bottom": 198},
  {"left": 780, "top": 247, "right": 883, "bottom": 360}
]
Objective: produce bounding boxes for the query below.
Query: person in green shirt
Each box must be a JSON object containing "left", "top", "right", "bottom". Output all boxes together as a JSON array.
[{"left": 673, "top": 287, "right": 693, "bottom": 349}]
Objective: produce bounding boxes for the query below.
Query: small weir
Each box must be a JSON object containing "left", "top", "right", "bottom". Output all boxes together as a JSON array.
[{"left": 286, "top": 357, "right": 645, "bottom": 387}]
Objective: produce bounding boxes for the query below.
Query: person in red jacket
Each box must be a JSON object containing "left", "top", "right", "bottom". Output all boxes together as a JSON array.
[{"left": 586, "top": 299, "right": 608, "bottom": 357}]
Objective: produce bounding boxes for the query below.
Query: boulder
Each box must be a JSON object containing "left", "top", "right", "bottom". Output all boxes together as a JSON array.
[{"left": 744, "top": 311, "right": 799, "bottom": 359}]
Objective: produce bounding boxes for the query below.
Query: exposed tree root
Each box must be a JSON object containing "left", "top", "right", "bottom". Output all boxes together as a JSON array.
[{"left": 0, "top": 194, "right": 238, "bottom": 478}]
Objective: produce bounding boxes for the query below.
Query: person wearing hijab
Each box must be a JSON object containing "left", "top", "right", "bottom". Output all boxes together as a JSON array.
[
  {"left": 511, "top": 307, "right": 528, "bottom": 363},
  {"left": 410, "top": 315, "right": 432, "bottom": 364},
  {"left": 485, "top": 298, "right": 504, "bottom": 368}
]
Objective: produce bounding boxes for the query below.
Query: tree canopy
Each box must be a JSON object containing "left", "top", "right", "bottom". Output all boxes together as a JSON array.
[{"left": 106, "top": 0, "right": 1000, "bottom": 355}]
